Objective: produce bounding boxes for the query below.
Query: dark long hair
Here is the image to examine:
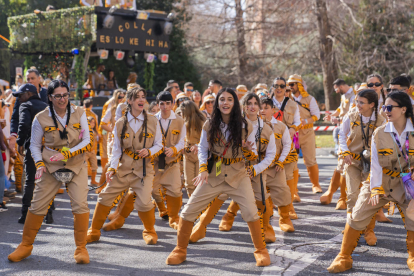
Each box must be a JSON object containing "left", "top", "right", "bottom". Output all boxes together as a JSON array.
[
  {"left": 367, "top": 74, "right": 385, "bottom": 104},
  {"left": 120, "top": 87, "right": 148, "bottom": 147},
  {"left": 386, "top": 91, "right": 414, "bottom": 124},
  {"left": 47, "top": 80, "right": 70, "bottom": 140},
  {"left": 357, "top": 89, "right": 378, "bottom": 126},
  {"left": 240, "top": 92, "right": 262, "bottom": 117},
  {"left": 269, "top": 77, "right": 286, "bottom": 99},
  {"left": 207, "top": 88, "right": 247, "bottom": 158}
]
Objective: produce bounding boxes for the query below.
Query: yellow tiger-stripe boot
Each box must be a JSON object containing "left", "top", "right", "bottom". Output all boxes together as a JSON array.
[
  {"left": 335, "top": 175, "right": 347, "bottom": 210},
  {"left": 293, "top": 169, "right": 301, "bottom": 202},
  {"left": 320, "top": 170, "right": 341, "bottom": 205},
  {"left": 190, "top": 198, "right": 225, "bottom": 243},
  {"left": 327, "top": 223, "right": 361, "bottom": 273},
  {"left": 8, "top": 211, "right": 44, "bottom": 262},
  {"left": 247, "top": 219, "right": 271, "bottom": 267},
  {"left": 218, "top": 200, "right": 240, "bottom": 231},
  {"left": 73, "top": 212, "right": 90, "bottom": 264}
]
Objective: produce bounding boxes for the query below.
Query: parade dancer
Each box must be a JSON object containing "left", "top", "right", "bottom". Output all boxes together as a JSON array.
[
  {"left": 287, "top": 74, "right": 322, "bottom": 194},
  {"left": 166, "top": 88, "right": 270, "bottom": 267},
  {"left": 86, "top": 88, "right": 163, "bottom": 245},
  {"left": 152, "top": 91, "right": 186, "bottom": 230},
  {"left": 8, "top": 80, "right": 92, "bottom": 264},
  {"left": 328, "top": 91, "right": 414, "bottom": 273},
  {"left": 189, "top": 93, "right": 275, "bottom": 243},
  {"left": 339, "top": 89, "right": 385, "bottom": 246},
  {"left": 321, "top": 79, "right": 356, "bottom": 209}
]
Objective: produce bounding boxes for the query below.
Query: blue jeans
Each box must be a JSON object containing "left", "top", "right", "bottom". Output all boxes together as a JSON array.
[
  {"left": 0, "top": 152, "right": 6, "bottom": 203},
  {"left": 333, "top": 127, "right": 340, "bottom": 153}
]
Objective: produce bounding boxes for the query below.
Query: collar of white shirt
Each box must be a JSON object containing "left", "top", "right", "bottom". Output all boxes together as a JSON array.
[
  {"left": 48, "top": 105, "right": 75, "bottom": 117},
  {"left": 155, "top": 110, "right": 176, "bottom": 120},
  {"left": 270, "top": 117, "right": 278, "bottom": 125},
  {"left": 293, "top": 94, "right": 302, "bottom": 101},
  {"left": 127, "top": 111, "right": 144, "bottom": 122},
  {"left": 384, "top": 119, "right": 414, "bottom": 134}
]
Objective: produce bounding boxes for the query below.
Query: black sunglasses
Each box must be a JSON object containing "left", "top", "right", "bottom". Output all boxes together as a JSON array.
[
  {"left": 367, "top": 82, "right": 382, "bottom": 88},
  {"left": 382, "top": 105, "right": 401, "bottom": 112},
  {"left": 273, "top": 84, "right": 286, "bottom": 89},
  {"left": 386, "top": 88, "right": 399, "bottom": 93},
  {"left": 118, "top": 96, "right": 125, "bottom": 99},
  {"left": 288, "top": 83, "right": 296, "bottom": 87}
]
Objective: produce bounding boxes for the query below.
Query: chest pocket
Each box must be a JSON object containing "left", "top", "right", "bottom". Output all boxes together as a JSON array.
[
  {"left": 44, "top": 126, "right": 58, "bottom": 144},
  {"left": 377, "top": 148, "right": 393, "bottom": 168},
  {"left": 171, "top": 129, "right": 181, "bottom": 145}
]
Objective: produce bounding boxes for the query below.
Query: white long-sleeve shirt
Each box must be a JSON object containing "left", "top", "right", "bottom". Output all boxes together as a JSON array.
[
  {"left": 292, "top": 94, "right": 321, "bottom": 120},
  {"left": 101, "top": 102, "right": 114, "bottom": 124},
  {"left": 198, "top": 122, "right": 258, "bottom": 169},
  {"left": 338, "top": 112, "right": 379, "bottom": 153},
  {"left": 110, "top": 112, "right": 163, "bottom": 169},
  {"left": 115, "top": 103, "right": 126, "bottom": 122},
  {"left": 30, "top": 106, "right": 90, "bottom": 163},
  {"left": 272, "top": 97, "right": 301, "bottom": 128},
  {"left": 370, "top": 119, "right": 414, "bottom": 191},
  {"left": 247, "top": 117, "right": 276, "bottom": 175},
  {"left": 155, "top": 111, "right": 186, "bottom": 152},
  {"left": 270, "top": 117, "right": 292, "bottom": 163}
]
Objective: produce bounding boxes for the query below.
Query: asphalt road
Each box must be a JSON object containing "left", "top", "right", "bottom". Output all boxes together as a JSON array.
[{"left": 0, "top": 156, "right": 411, "bottom": 276}]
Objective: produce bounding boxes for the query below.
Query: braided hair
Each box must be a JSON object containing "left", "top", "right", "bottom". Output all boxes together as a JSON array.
[
  {"left": 119, "top": 87, "right": 147, "bottom": 147},
  {"left": 47, "top": 80, "right": 71, "bottom": 140}
]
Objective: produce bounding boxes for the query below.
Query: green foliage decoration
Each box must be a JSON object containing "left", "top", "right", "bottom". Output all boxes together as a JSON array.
[
  {"left": 144, "top": 61, "right": 155, "bottom": 91},
  {"left": 7, "top": 6, "right": 96, "bottom": 54}
]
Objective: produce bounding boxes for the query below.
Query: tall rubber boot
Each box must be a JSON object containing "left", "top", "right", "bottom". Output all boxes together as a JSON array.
[
  {"left": 286, "top": 179, "right": 298, "bottom": 220},
  {"left": 8, "top": 211, "right": 44, "bottom": 262},
  {"left": 86, "top": 202, "right": 112, "bottom": 243},
  {"left": 260, "top": 198, "right": 276, "bottom": 243},
  {"left": 155, "top": 200, "right": 169, "bottom": 220},
  {"left": 166, "top": 218, "right": 194, "bottom": 265},
  {"left": 376, "top": 207, "right": 392, "bottom": 223},
  {"left": 307, "top": 164, "right": 322, "bottom": 193},
  {"left": 73, "top": 212, "right": 90, "bottom": 264},
  {"left": 138, "top": 207, "right": 158, "bottom": 245},
  {"left": 407, "top": 230, "right": 414, "bottom": 272},
  {"left": 107, "top": 192, "right": 127, "bottom": 221},
  {"left": 364, "top": 214, "right": 377, "bottom": 246},
  {"left": 103, "top": 192, "right": 135, "bottom": 231},
  {"left": 327, "top": 223, "right": 362, "bottom": 273},
  {"left": 278, "top": 205, "right": 295, "bottom": 232},
  {"left": 335, "top": 175, "right": 347, "bottom": 210},
  {"left": 91, "top": 171, "right": 98, "bottom": 186},
  {"left": 166, "top": 195, "right": 182, "bottom": 230},
  {"left": 190, "top": 198, "right": 225, "bottom": 243},
  {"left": 218, "top": 200, "right": 240, "bottom": 231},
  {"left": 320, "top": 170, "right": 341, "bottom": 205},
  {"left": 293, "top": 169, "right": 301, "bottom": 202},
  {"left": 247, "top": 219, "right": 271, "bottom": 267}
]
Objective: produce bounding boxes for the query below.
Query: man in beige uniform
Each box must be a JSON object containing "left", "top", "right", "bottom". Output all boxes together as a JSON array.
[
  {"left": 287, "top": 74, "right": 322, "bottom": 194},
  {"left": 321, "top": 79, "right": 356, "bottom": 209},
  {"left": 153, "top": 91, "right": 186, "bottom": 230}
]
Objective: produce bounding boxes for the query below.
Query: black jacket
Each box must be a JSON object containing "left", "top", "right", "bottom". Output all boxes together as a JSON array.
[
  {"left": 16, "top": 95, "right": 48, "bottom": 149},
  {"left": 11, "top": 86, "right": 47, "bottom": 135}
]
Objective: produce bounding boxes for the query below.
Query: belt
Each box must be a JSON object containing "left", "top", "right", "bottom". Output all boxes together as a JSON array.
[
  {"left": 382, "top": 168, "right": 410, "bottom": 178},
  {"left": 213, "top": 154, "right": 243, "bottom": 165},
  {"left": 123, "top": 149, "right": 145, "bottom": 160},
  {"left": 301, "top": 123, "right": 313, "bottom": 130}
]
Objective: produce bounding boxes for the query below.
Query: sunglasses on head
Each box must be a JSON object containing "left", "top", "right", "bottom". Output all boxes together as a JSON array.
[
  {"left": 273, "top": 84, "right": 286, "bottom": 89},
  {"left": 367, "top": 82, "right": 382, "bottom": 88},
  {"left": 382, "top": 105, "right": 401, "bottom": 112},
  {"left": 288, "top": 83, "right": 296, "bottom": 87}
]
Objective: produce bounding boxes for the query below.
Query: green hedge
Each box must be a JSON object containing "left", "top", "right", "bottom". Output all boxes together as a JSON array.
[{"left": 8, "top": 6, "right": 96, "bottom": 54}]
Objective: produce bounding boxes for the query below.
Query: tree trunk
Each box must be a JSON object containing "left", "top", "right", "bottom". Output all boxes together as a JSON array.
[
  {"left": 234, "top": 0, "right": 248, "bottom": 85},
  {"left": 314, "top": 0, "right": 339, "bottom": 110}
]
